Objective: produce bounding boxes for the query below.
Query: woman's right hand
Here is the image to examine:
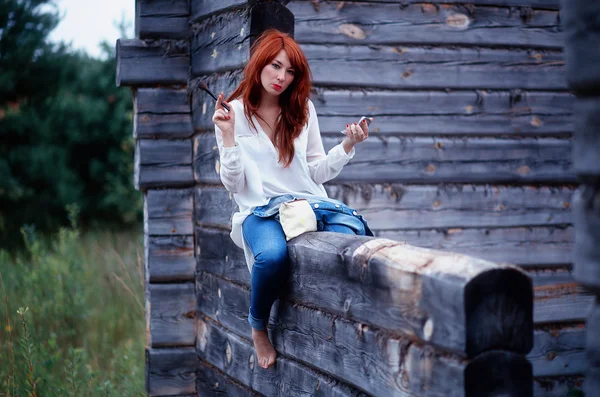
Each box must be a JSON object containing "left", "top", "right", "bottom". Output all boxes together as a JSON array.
[{"left": 212, "top": 92, "right": 235, "bottom": 146}]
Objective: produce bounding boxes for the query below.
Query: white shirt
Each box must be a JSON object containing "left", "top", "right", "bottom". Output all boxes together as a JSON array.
[{"left": 215, "top": 98, "right": 355, "bottom": 272}]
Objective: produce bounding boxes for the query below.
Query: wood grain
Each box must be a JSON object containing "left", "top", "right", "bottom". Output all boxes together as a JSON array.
[
  {"left": 191, "top": 72, "right": 244, "bottom": 132},
  {"left": 116, "top": 39, "right": 189, "bottom": 86},
  {"left": 573, "top": 97, "right": 600, "bottom": 176},
  {"left": 144, "top": 189, "right": 194, "bottom": 236},
  {"left": 136, "top": 88, "right": 191, "bottom": 114},
  {"left": 146, "top": 347, "right": 196, "bottom": 396},
  {"left": 291, "top": 0, "right": 560, "bottom": 10},
  {"left": 190, "top": 0, "right": 249, "bottom": 23},
  {"left": 291, "top": 2, "right": 562, "bottom": 49},
  {"left": 148, "top": 283, "right": 196, "bottom": 347},
  {"left": 197, "top": 359, "right": 261, "bottom": 396},
  {"left": 136, "top": 0, "right": 189, "bottom": 39},
  {"left": 528, "top": 326, "right": 587, "bottom": 376},
  {"left": 145, "top": 235, "right": 195, "bottom": 282},
  {"left": 194, "top": 187, "right": 237, "bottom": 229},
  {"left": 573, "top": 185, "right": 600, "bottom": 293},
  {"left": 135, "top": 139, "right": 194, "bottom": 189}
]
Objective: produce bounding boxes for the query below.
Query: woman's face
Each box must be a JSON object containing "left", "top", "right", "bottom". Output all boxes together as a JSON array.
[{"left": 260, "top": 49, "right": 295, "bottom": 97}]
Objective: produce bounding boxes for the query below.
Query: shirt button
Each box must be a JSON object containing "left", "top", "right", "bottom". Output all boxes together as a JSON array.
[
  {"left": 335, "top": 204, "right": 340, "bottom": 208},
  {"left": 314, "top": 204, "right": 319, "bottom": 209},
  {"left": 352, "top": 211, "right": 358, "bottom": 215}
]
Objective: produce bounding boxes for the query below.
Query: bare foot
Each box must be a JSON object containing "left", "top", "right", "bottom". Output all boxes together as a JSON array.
[{"left": 252, "top": 328, "right": 277, "bottom": 369}]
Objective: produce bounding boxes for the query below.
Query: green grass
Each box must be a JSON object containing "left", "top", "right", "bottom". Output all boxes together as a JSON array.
[{"left": 0, "top": 207, "right": 145, "bottom": 396}]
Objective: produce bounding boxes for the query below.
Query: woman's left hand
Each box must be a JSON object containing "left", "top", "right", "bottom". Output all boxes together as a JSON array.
[{"left": 342, "top": 118, "right": 369, "bottom": 153}]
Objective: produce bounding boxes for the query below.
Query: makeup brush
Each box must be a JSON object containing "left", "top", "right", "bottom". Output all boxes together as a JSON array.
[{"left": 197, "top": 81, "right": 230, "bottom": 112}]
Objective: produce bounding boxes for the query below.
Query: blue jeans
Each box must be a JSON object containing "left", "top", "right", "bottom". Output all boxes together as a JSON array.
[{"left": 242, "top": 214, "right": 356, "bottom": 330}]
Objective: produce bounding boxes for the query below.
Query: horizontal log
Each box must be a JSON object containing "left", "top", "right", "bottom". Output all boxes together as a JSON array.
[
  {"left": 533, "top": 282, "right": 594, "bottom": 324},
  {"left": 573, "top": 185, "right": 600, "bottom": 293},
  {"left": 136, "top": 88, "right": 191, "bottom": 114},
  {"left": 588, "top": 303, "right": 600, "bottom": 367},
  {"left": 197, "top": 271, "right": 531, "bottom": 396},
  {"left": 573, "top": 97, "right": 600, "bottom": 176},
  {"left": 136, "top": 0, "right": 189, "bottom": 39},
  {"left": 196, "top": 227, "right": 251, "bottom": 284},
  {"left": 194, "top": 187, "right": 237, "bottom": 228},
  {"left": 378, "top": 226, "right": 573, "bottom": 267},
  {"left": 562, "top": 0, "right": 600, "bottom": 92},
  {"left": 148, "top": 283, "right": 196, "bottom": 347},
  {"left": 135, "top": 139, "right": 194, "bottom": 189},
  {"left": 190, "top": 0, "right": 249, "bottom": 23},
  {"left": 312, "top": 89, "right": 573, "bottom": 136},
  {"left": 585, "top": 366, "right": 600, "bottom": 397},
  {"left": 197, "top": 316, "right": 369, "bottom": 397},
  {"left": 191, "top": 10, "right": 250, "bottom": 76},
  {"left": 528, "top": 326, "right": 587, "bottom": 377},
  {"left": 194, "top": 134, "right": 575, "bottom": 184},
  {"left": 146, "top": 347, "right": 196, "bottom": 396},
  {"left": 116, "top": 39, "right": 189, "bottom": 87},
  {"left": 292, "top": 0, "right": 560, "bottom": 10},
  {"left": 191, "top": 72, "right": 243, "bottom": 132},
  {"left": 291, "top": 2, "right": 562, "bottom": 49},
  {"left": 533, "top": 376, "right": 584, "bottom": 397},
  {"left": 144, "top": 189, "right": 194, "bottom": 236},
  {"left": 145, "top": 235, "right": 195, "bottom": 282},
  {"left": 301, "top": 44, "right": 566, "bottom": 90},
  {"left": 135, "top": 113, "right": 194, "bottom": 139},
  {"left": 199, "top": 230, "right": 533, "bottom": 357},
  {"left": 197, "top": 359, "right": 260, "bottom": 396}
]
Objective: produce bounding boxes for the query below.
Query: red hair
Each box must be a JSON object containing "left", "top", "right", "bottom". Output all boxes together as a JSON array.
[{"left": 227, "top": 29, "right": 312, "bottom": 167}]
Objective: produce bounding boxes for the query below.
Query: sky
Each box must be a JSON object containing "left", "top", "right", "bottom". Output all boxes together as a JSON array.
[{"left": 47, "top": 0, "right": 135, "bottom": 59}]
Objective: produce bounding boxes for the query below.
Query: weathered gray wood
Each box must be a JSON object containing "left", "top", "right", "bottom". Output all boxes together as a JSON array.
[
  {"left": 191, "top": 10, "right": 250, "bottom": 76},
  {"left": 197, "top": 316, "right": 370, "bottom": 397},
  {"left": 148, "top": 283, "right": 196, "bottom": 347},
  {"left": 465, "top": 351, "right": 533, "bottom": 397},
  {"left": 195, "top": 227, "right": 251, "bottom": 284},
  {"left": 204, "top": 232, "right": 532, "bottom": 357},
  {"left": 584, "top": 366, "right": 600, "bottom": 397},
  {"left": 195, "top": 134, "right": 575, "bottom": 184},
  {"left": 587, "top": 303, "right": 600, "bottom": 367},
  {"left": 190, "top": 0, "right": 248, "bottom": 23},
  {"left": 197, "top": 359, "right": 261, "bottom": 396},
  {"left": 135, "top": 140, "right": 194, "bottom": 189},
  {"left": 302, "top": 44, "right": 566, "bottom": 90},
  {"left": 197, "top": 270, "right": 530, "bottom": 396},
  {"left": 144, "top": 189, "right": 194, "bottom": 236},
  {"left": 145, "top": 235, "right": 195, "bottom": 282},
  {"left": 378, "top": 227, "right": 573, "bottom": 267},
  {"left": 191, "top": 72, "right": 243, "bottom": 132},
  {"left": 533, "top": 376, "right": 584, "bottom": 397},
  {"left": 291, "top": 2, "right": 562, "bottom": 49},
  {"left": 573, "top": 185, "right": 600, "bottom": 294},
  {"left": 195, "top": 187, "right": 237, "bottom": 228},
  {"left": 562, "top": 0, "right": 600, "bottom": 92},
  {"left": 136, "top": 0, "right": 189, "bottom": 40},
  {"left": 248, "top": 1, "right": 295, "bottom": 48},
  {"left": 292, "top": 0, "right": 561, "bottom": 10},
  {"left": 573, "top": 97, "right": 600, "bottom": 177},
  {"left": 116, "top": 39, "right": 189, "bottom": 86},
  {"left": 533, "top": 282, "right": 594, "bottom": 324},
  {"left": 136, "top": 88, "right": 191, "bottom": 114},
  {"left": 528, "top": 326, "right": 587, "bottom": 377},
  {"left": 135, "top": 113, "right": 194, "bottom": 139},
  {"left": 312, "top": 89, "right": 573, "bottom": 136},
  {"left": 146, "top": 347, "right": 196, "bottom": 396}
]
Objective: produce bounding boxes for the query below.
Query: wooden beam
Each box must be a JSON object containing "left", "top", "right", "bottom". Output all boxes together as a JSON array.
[
  {"left": 135, "top": 139, "right": 194, "bottom": 189},
  {"left": 146, "top": 347, "right": 196, "bottom": 396},
  {"left": 136, "top": 88, "right": 191, "bottom": 114},
  {"left": 197, "top": 359, "right": 261, "bottom": 396},
  {"left": 312, "top": 89, "right": 573, "bottom": 137},
  {"left": 291, "top": 0, "right": 561, "bottom": 10},
  {"left": 145, "top": 235, "right": 195, "bottom": 282},
  {"left": 573, "top": 184, "right": 600, "bottom": 294},
  {"left": 301, "top": 44, "right": 566, "bottom": 90},
  {"left": 148, "top": 283, "right": 196, "bottom": 347},
  {"left": 533, "top": 282, "right": 594, "bottom": 324},
  {"left": 573, "top": 97, "right": 600, "bottom": 177},
  {"left": 144, "top": 189, "right": 194, "bottom": 236},
  {"left": 190, "top": 0, "right": 248, "bottom": 23},
  {"left": 197, "top": 270, "right": 531, "bottom": 396},
  {"left": 195, "top": 227, "right": 250, "bottom": 284},
  {"left": 533, "top": 376, "right": 584, "bottom": 397},
  {"left": 378, "top": 227, "right": 573, "bottom": 268},
  {"left": 248, "top": 2, "right": 295, "bottom": 47},
  {"left": 191, "top": 72, "right": 243, "bottom": 132},
  {"left": 528, "top": 326, "right": 587, "bottom": 377},
  {"left": 194, "top": 187, "right": 237, "bottom": 229},
  {"left": 134, "top": 88, "right": 193, "bottom": 139},
  {"left": 588, "top": 303, "right": 600, "bottom": 367},
  {"left": 116, "top": 39, "right": 189, "bottom": 87},
  {"left": 136, "top": 0, "right": 189, "bottom": 39},
  {"left": 291, "top": 2, "right": 562, "bottom": 49}
]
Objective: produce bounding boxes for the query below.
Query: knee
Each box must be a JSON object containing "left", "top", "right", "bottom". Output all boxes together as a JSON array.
[{"left": 254, "top": 244, "right": 288, "bottom": 276}]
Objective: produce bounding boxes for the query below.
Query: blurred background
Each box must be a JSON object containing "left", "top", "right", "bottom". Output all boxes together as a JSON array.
[{"left": 0, "top": 0, "right": 146, "bottom": 395}]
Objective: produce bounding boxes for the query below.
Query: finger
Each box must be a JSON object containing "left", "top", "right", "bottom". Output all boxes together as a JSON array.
[
  {"left": 345, "top": 123, "right": 351, "bottom": 135},
  {"left": 352, "top": 123, "right": 363, "bottom": 140},
  {"left": 213, "top": 109, "right": 230, "bottom": 121},
  {"left": 215, "top": 92, "right": 224, "bottom": 110},
  {"left": 360, "top": 118, "right": 369, "bottom": 133}
]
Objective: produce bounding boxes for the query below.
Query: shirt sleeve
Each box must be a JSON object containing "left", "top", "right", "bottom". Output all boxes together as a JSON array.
[
  {"left": 215, "top": 123, "right": 245, "bottom": 193},
  {"left": 305, "top": 99, "right": 355, "bottom": 185}
]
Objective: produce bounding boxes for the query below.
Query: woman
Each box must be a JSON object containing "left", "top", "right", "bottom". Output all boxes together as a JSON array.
[{"left": 212, "top": 29, "right": 370, "bottom": 369}]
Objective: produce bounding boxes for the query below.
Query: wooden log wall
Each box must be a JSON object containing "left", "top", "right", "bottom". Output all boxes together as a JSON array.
[{"left": 562, "top": 0, "right": 600, "bottom": 395}]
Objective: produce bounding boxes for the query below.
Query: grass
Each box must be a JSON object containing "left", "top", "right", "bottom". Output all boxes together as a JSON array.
[{"left": 0, "top": 207, "right": 146, "bottom": 396}]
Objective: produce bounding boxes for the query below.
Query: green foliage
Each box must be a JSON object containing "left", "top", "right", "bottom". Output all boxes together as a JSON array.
[
  {"left": 0, "top": 211, "right": 145, "bottom": 396},
  {"left": 0, "top": 0, "right": 141, "bottom": 248}
]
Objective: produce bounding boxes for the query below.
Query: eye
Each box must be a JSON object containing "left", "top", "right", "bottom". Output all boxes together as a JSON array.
[
  {"left": 287, "top": 70, "right": 295, "bottom": 75},
  {"left": 272, "top": 63, "right": 280, "bottom": 69}
]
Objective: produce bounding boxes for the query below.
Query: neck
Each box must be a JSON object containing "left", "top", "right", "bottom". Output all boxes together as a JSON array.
[{"left": 259, "top": 89, "right": 280, "bottom": 110}]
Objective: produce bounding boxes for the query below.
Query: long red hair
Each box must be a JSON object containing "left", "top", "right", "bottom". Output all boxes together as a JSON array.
[{"left": 227, "top": 29, "right": 312, "bottom": 167}]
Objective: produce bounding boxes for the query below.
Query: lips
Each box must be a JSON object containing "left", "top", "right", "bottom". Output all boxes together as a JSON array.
[{"left": 273, "top": 84, "right": 282, "bottom": 91}]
